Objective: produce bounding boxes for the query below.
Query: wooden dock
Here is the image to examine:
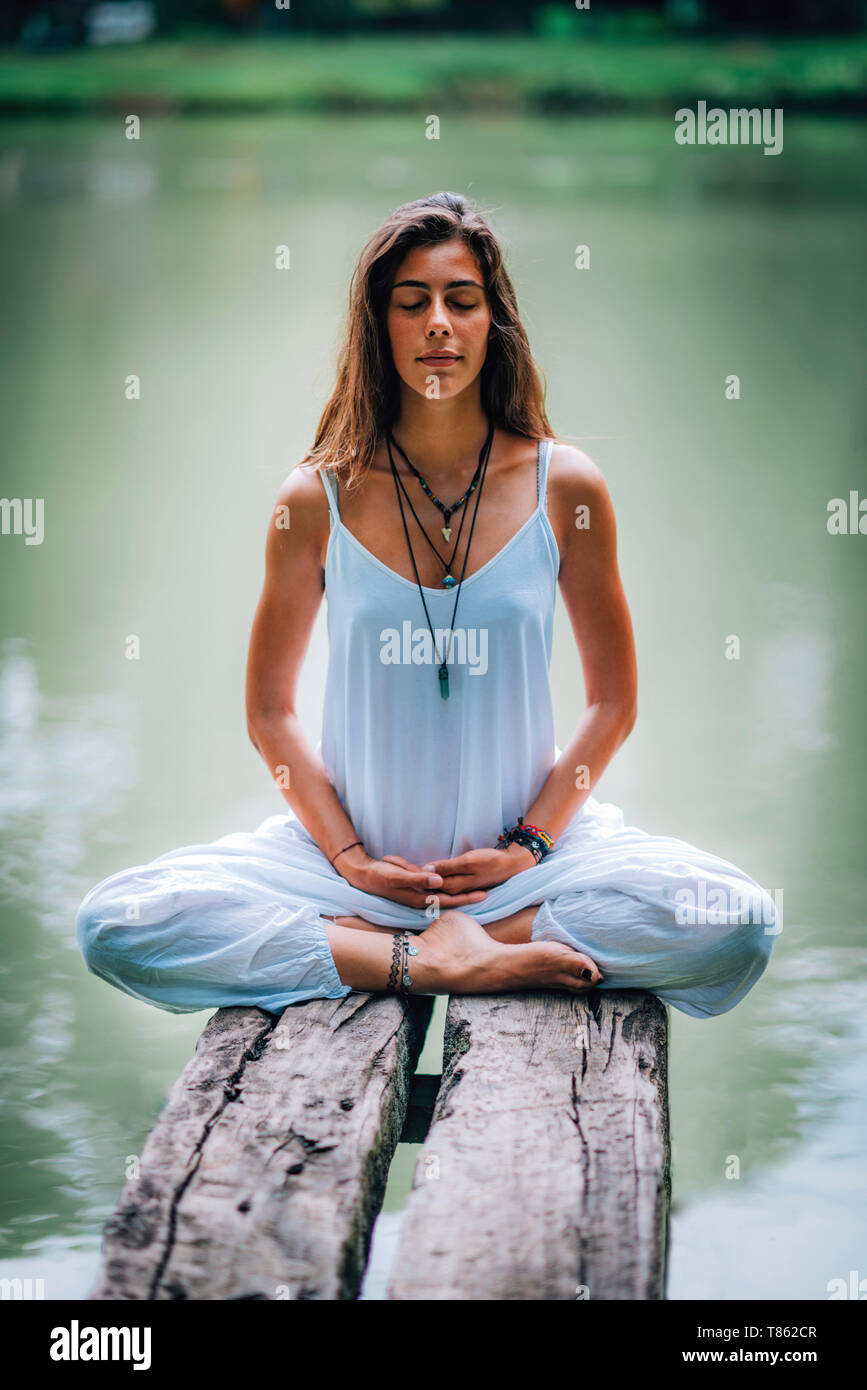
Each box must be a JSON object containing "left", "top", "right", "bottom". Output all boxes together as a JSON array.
[{"left": 89, "top": 987, "right": 670, "bottom": 1301}]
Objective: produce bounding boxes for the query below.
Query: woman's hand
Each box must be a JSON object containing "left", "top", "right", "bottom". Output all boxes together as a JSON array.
[
  {"left": 335, "top": 846, "right": 490, "bottom": 910},
  {"left": 422, "top": 843, "right": 536, "bottom": 897}
]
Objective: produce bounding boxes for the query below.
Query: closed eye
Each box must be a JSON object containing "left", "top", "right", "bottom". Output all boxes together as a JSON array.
[{"left": 399, "top": 300, "right": 478, "bottom": 311}]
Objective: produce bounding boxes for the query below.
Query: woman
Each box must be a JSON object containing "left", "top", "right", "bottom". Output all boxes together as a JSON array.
[{"left": 75, "top": 192, "right": 777, "bottom": 1019}]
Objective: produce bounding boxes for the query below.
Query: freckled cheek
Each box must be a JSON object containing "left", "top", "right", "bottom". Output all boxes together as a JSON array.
[
  {"left": 463, "top": 327, "right": 490, "bottom": 367},
  {"left": 387, "top": 320, "right": 418, "bottom": 372},
  {"left": 464, "top": 310, "right": 491, "bottom": 353}
]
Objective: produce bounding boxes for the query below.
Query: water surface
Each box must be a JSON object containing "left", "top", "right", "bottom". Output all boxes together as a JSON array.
[{"left": 0, "top": 112, "right": 864, "bottom": 1300}]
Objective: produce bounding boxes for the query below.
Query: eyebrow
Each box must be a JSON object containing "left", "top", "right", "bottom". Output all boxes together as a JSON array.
[{"left": 391, "top": 279, "right": 485, "bottom": 291}]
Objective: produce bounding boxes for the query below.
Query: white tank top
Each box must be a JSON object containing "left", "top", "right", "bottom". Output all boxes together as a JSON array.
[{"left": 318, "top": 438, "right": 560, "bottom": 865}]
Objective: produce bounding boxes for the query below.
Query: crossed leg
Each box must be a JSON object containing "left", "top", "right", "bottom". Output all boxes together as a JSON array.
[{"left": 321, "top": 905, "right": 602, "bottom": 997}]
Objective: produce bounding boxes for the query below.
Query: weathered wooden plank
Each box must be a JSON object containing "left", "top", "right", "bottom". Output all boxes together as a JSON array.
[
  {"left": 388, "top": 989, "right": 670, "bottom": 1301},
  {"left": 89, "top": 993, "right": 433, "bottom": 1301}
]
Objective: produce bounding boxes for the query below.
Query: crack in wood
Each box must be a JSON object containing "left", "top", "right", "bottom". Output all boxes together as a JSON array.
[
  {"left": 603, "top": 1009, "right": 619, "bottom": 1071},
  {"left": 434, "top": 1014, "right": 471, "bottom": 1121},
  {"left": 146, "top": 1015, "right": 276, "bottom": 1300},
  {"left": 265, "top": 1125, "right": 339, "bottom": 1174},
  {"left": 569, "top": 1070, "right": 591, "bottom": 1294},
  {"left": 587, "top": 990, "right": 605, "bottom": 1029},
  {"left": 367, "top": 1026, "right": 404, "bottom": 1076},
  {"left": 333, "top": 992, "right": 384, "bottom": 1029},
  {"left": 567, "top": 1072, "right": 590, "bottom": 1216},
  {"left": 631, "top": 1093, "right": 641, "bottom": 1288}
]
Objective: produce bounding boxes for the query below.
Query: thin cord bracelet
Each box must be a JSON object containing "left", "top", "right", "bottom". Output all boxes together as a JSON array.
[{"left": 330, "top": 839, "right": 363, "bottom": 867}]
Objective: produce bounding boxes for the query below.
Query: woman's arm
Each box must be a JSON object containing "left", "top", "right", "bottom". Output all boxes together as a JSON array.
[
  {"left": 523, "top": 442, "right": 638, "bottom": 837},
  {"left": 245, "top": 465, "right": 486, "bottom": 909},
  {"left": 245, "top": 465, "right": 360, "bottom": 861},
  {"left": 427, "top": 444, "right": 638, "bottom": 892}
]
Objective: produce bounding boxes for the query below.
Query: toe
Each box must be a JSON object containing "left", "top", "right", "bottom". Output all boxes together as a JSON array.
[{"left": 571, "top": 952, "right": 603, "bottom": 985}]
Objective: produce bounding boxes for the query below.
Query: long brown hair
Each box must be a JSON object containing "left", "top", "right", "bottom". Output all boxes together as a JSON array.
[{"left": 302, "top": 191, "right": 553, "bottom": 489}]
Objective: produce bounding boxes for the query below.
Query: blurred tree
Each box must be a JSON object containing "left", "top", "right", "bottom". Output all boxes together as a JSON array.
[
  {"left": 666, "top": 0, "right": 867, "bottom": 29},
  {"left": 4, "top": 0, "right": 866, "bottom": 46},
  {"left": 261, "top": 0, "right": 867, "bottom": 35}
]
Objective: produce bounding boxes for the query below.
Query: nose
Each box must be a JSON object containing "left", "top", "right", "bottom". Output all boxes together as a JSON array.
[{"left": 424, "top": 295, "right": 452, "bottom": 338}]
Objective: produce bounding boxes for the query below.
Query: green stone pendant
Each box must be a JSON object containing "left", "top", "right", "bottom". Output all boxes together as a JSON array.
[
  {"left": 442, "top": 573, "right": 457, "bottom": 588},
  {"left": 438, "top": 663, "right": 450, "bottom": 700}
]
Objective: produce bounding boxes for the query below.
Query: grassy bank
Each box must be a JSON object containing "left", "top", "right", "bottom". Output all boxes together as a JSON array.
[{"left": 0, "top": 33, "right": 866, "bottom": 115}]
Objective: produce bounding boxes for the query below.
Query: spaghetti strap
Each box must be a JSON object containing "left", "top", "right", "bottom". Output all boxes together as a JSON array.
[
  {"left": 318, "top": 467, "right": 341, "bottom": 529},
  {"left": 537, "top": 437, "right": 553, "bottom": 514}
]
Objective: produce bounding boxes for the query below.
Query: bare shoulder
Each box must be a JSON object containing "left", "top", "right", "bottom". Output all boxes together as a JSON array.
[
  {"left": 273, "top": 461, "right": 332, "bottom": 536},
  {"left": 548, "top": 441, "right": 610, "bottom": 502},
  {"left": 272, "top": 461, "right": 332, "bottom": 527},
  {"left": 546, "top": 442, "right": 616, "bottom": 560},
  {"left": 263, "top": 461, "right": 333, "bottom": 575}
]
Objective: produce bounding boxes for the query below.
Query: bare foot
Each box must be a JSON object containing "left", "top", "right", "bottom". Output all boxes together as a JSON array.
[{"left": 402, "top": 908, "right": 602, "bottom": 996}]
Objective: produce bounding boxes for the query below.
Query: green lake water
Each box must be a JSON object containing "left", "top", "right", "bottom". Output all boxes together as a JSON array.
[{"left": 0, "top": 112, "right": 864, "bottom": 1300}]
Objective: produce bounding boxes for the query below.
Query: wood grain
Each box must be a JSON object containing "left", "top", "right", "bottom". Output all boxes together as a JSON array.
[
  {"left": 89, "top": 994, "right": 432, "bottom": 1300},
  {"left": 388, "top": 989, "right": 670, "bottom": 1301}
]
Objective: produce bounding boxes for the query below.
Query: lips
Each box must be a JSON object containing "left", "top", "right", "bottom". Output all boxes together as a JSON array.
[{"left": 418, "top": 353, "right": 460, "bottom": 365}]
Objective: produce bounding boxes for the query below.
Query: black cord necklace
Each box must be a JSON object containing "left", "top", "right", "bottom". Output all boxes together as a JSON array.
[
  {"left": 387, "top": 420, "right": 495, "bottom": 701},
  {"left": 387, "top": 440, "right": 480, "bottom": 587},
  {"left": 388, "top": 434, "right": 482, "bottom": 543}
]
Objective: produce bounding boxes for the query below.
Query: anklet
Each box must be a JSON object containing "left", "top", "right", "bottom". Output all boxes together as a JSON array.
[
  {"left": 402, "top": 932, "right": 419, "bottom": 995},
  {"left": 387, "top": 931, "right": 403, "bottom": 993},
  {"left": 387, "top": 930, "right": 419, "bottom": 998}
]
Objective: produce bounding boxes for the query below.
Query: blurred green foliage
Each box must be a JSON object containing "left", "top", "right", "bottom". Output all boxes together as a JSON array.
[
  {"left": 1, "top": 29, "right": 865, "bottom": 113},
  {"left": 7, "top": 0, "right": 867, "bottom": 47}
]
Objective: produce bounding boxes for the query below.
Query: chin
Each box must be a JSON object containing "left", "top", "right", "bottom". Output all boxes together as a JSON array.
[{"left": 413, "top": 367, "right": 477, "bottom": 394}]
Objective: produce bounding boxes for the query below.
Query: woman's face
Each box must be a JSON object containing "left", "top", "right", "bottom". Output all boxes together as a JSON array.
[{"left": 385, "top": 239, "right": 492, "bottom": 402}]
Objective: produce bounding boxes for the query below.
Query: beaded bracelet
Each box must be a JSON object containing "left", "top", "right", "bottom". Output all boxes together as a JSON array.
[{"left": 496, "top": 816, "right": 554, "bottom": 864}]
